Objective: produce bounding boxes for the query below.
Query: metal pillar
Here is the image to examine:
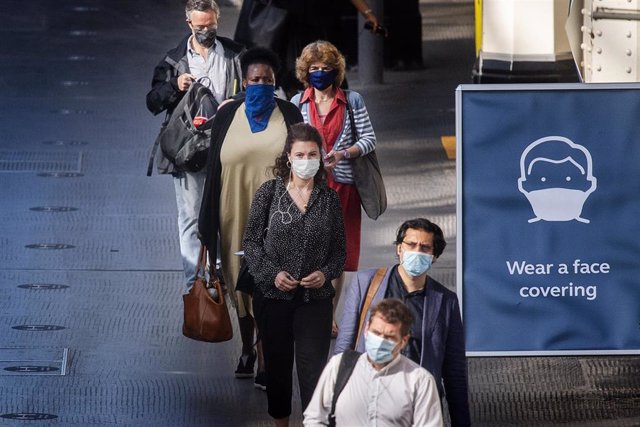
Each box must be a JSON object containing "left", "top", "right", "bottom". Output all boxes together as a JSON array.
[{"left": 358, "top": 0, "right": 384, "bottom": 85}]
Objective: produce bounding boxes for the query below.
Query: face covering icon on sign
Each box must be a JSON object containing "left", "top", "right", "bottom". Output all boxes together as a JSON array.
[{"left": 517, "top": 136, "right": 597, "bottom": 224}]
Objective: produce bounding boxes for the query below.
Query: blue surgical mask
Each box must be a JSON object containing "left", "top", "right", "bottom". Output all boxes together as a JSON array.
[
  {"left": 401, "top": 251, "right": 433, "bottom": 277},
  {"left": 308, "top": 69, "right": 337, "bottom": 90},
  {"left": 365, "top": 331, "right": 398, "bottom": 365},
  {"left": 244, "top": 83, "right": 276, "bottom": 133}
]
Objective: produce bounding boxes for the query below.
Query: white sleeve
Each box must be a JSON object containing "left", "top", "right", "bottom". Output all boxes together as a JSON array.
[
  {"left": 412, "top": 371, "right": 444, "bottom": 427},
  {"left": 303, "top": 354, "right": 342, "bottom": 426}
]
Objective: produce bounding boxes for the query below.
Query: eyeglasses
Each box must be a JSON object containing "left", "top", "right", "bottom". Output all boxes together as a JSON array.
[
  {"left": 309, "top": 66, "right": 334, "bottom": 72},
  {"left": 188, "top": 21, "right": 218, "bottom": 32},
  {"left": 402, "top": 241, "right": 433, "bottom": 253}
]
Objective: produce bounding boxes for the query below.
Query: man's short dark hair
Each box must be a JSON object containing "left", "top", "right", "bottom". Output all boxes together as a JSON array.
[
  {"left": 185, "top": 0, "right": 220, "bottom": 20},
  {"left": 395, "top": 218, "right": 446, "bottom": 258},
  {"left": 240, "top": 46, "right": 281, "bottom": 76},
  {"left": 369, "top": 298, "right": 413, "bottom": 337}
]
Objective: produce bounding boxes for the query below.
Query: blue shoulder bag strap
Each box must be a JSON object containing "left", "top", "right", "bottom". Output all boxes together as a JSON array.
[{"left": 328, "top": 349, "right": 361, "bottom": 427}]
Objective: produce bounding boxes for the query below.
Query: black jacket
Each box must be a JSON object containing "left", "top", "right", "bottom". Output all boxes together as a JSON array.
[{"left": 146, "top": 34, "right": 244, "bottom": 174}]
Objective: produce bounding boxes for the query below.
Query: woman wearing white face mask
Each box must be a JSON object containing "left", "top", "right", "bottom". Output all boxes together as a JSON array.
[
  {"left": 335, "top": 218, "right": 471, "bottom": 427},
  {"left": 242, "top": 123, "right": 346, "bottom": 427},
  {"left": 291, "top": 40, "right": 379, "bottom": 340}
]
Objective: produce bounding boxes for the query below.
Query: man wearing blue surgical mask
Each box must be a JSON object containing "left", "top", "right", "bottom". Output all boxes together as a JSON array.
[
  {"left": 335, "top": 218, "right": 471, "bottom": 427},
  {"left": 305, "top": 299, "right": 443, "bottom": 426}
]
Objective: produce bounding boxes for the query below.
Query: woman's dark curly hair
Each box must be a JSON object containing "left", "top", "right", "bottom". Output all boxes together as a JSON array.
[
  {"left": 272, "top": 123, "right": 326, "bottom": 183},
  {"left": 240, "top": 46, "right": 280, "bottom": 77}
]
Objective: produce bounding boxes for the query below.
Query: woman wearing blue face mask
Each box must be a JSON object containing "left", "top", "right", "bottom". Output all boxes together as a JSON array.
[
  {"left": 290, "top": 40, "right": 378, "bottom": 339},
  {"left": 335, "top": 218, "right": 471, "bottom": 427},
  {"left": 199, "top": 47, "right": 303, "bottom": 388},
  {"left": 243, "top": 123, "right": 346, "bottom": 427}
]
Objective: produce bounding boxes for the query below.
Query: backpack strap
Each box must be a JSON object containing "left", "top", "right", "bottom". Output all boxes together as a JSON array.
[
  {"left": 328, "top": 350, "right": 361, "bottom": 427},
  {"left": 355, "top": 268, "right": 387, "bottom": 349},
  {"left": 146, "top": 111, "right": 171, "bottom": 176}
]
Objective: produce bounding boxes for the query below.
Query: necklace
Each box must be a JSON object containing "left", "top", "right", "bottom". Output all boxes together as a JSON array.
[
  {"left": 315, "top": 97, "right": 333, "bottom": 103},
  {"left": 288, "top": 179, "right": 313, "bottom": 211}
]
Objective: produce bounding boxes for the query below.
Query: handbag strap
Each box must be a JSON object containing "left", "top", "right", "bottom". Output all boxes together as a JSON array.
[
  {"left": 355, "top": 267, "right": 387, "bottom": 349},
  {"left": 196, "top": 244, "right": 208, "bottom": 278},
  {"left": 344, "top": 90, "right": 358, "bottom": 146}
]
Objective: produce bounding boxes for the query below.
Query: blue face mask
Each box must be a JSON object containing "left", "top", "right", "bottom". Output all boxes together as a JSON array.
[
  {"left": 401, "top": 251, "right": 433, "bottom": 277},
  {"left": 308, "top": 69, "right": 337, "bottom": 90},
  {"left": 244, "top": 83, "right": 276, "bottom": 133},
  {"left": 364, "top": 331, "right": 398, "bottom": 365}
]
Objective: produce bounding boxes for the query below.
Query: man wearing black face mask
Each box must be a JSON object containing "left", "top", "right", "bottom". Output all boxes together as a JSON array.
[{"left": 145, "top": 2, "right": 243, "bottom": 299}]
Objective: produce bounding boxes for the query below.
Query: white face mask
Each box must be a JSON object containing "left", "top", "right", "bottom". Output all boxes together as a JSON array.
[
  {"left": 522, "top": 188, "right": 592, "bottom": 222},
  {"left": 291, "top": 158, "right": 320, "bottom": 179}
]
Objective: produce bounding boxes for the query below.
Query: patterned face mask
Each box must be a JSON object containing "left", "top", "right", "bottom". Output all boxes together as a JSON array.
[{"left": 194, "top": 28, "right": 216, "bottom": 48}]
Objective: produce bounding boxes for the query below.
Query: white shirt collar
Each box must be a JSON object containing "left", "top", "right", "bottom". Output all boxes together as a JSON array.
[{"left": 187, "top": 35, "right": 218, "bottom": 56}]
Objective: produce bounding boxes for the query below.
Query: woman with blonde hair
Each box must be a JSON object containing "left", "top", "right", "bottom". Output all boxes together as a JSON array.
[{"left": 291, "top": 40, "right": 377, "bottom": 337}]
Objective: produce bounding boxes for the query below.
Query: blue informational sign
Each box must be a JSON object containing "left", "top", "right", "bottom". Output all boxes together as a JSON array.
[{"left": 456, "top": 83, "right": 640, "bottom": 355}]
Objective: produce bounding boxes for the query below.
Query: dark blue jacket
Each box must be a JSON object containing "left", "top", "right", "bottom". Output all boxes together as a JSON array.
[{"left": 335, "top": 266, "right": 471, "bottom": 426}]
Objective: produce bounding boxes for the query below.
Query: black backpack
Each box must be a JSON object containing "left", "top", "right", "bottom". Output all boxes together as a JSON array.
[{"left": 147, "top": 81, "right": 218, "bottom": 175}]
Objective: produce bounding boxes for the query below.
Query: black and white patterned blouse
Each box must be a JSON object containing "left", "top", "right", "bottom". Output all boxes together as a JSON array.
[{"left": 242, "top": 176, "right": 346, "bottom": 301}]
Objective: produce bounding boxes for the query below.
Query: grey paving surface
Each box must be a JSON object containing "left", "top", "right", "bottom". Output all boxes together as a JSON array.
[{"left": 0, "top": 0, "right": 638, "bottom": 426}]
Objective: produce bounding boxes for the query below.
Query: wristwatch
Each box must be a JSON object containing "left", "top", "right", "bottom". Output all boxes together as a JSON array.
[{"left": 342, "top": 149, "right": 351, "bottom": 159}]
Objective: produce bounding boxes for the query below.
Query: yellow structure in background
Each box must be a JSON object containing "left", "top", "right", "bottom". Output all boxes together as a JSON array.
[
  {"left": 475, "top": 0, "right": 482, "bottom": 55},
  {"left": 441, "top": 136, "right": 456, "bottom": 160}
]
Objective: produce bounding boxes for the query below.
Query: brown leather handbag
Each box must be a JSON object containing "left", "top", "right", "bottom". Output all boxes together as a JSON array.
[{"left": 182, "top": 245, "right": 233, "bottom": 342}]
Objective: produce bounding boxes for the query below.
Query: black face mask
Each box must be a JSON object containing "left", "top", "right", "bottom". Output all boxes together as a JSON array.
[{"left": 194, "top": 28, "right": 216, "bottom": 48}]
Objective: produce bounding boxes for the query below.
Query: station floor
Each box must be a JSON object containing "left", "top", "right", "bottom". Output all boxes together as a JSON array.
[{"left": 0, "top": 0, "right": 638, "bottom": 425}]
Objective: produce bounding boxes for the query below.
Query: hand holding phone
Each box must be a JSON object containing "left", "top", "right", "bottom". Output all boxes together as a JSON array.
[
  {"left": 323, "top": 152, "right": 335, "bottom": 163},
  {"left": 364, "top": 21, "right": 388, "bottom": 36}
]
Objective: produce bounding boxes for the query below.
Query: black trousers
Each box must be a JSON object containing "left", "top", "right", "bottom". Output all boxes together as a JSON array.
[{"left": 260, "top": 293, "right": 332, "bottom": 419}]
